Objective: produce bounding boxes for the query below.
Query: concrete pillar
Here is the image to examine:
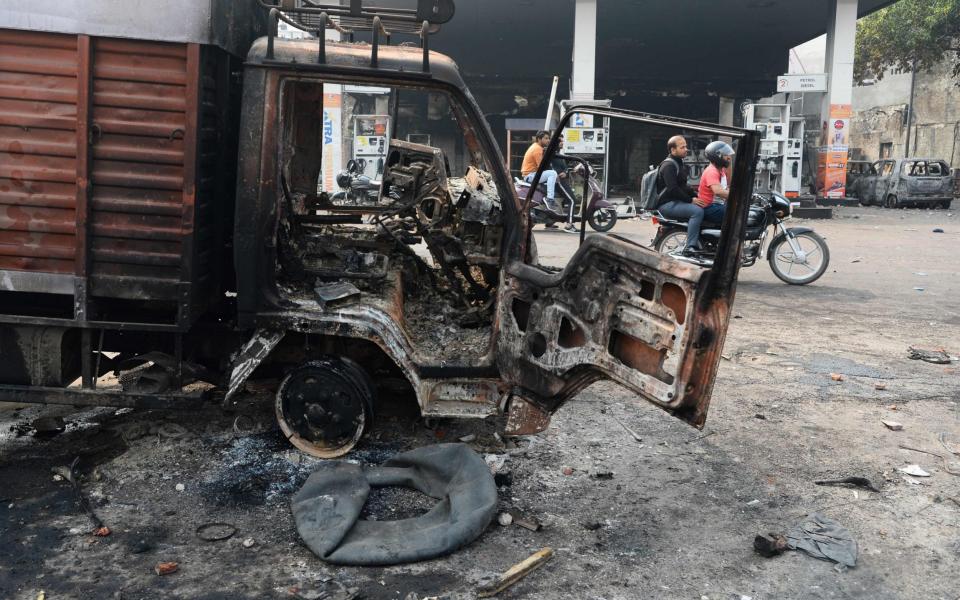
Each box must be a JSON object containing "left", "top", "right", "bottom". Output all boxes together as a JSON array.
[
  {"left": 719, "top": 97, "right": 735, "bottom": 127},
  {"left": 570, "top": 0, "right": 597, "bottom": 102},
  {"left": 817, "top": 0, "right": 858, "bottom": 198}
]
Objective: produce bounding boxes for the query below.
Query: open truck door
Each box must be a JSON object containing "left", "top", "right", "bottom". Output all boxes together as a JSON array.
[{"left": 497, "top": 108, "right": 759, "bottom": 435}]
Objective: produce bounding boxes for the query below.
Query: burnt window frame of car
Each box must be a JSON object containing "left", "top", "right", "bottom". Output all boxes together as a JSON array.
[{"left": 522, "top": 106, "right": 760, "bottom": 300}]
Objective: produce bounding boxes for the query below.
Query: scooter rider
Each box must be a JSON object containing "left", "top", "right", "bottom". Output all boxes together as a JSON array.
[
  {"left": 521, "top": 131, "right": 562, "bottom": 213},
  {"left": 696, "top": 140, "right": 735, "bottom": 225},
  {"left": 654, "top": 136, "right": 702, "bottom": 255}
]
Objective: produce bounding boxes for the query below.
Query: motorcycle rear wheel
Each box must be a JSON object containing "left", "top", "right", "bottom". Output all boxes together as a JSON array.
[
  {"left": 588, "top": 207, "right": 618, "bottom": 232},
  {"left": 767, "top": 231, "right": 830, "bottom": 285},
  {"left": 654, "top": 230, "right": 686, "bottom": 255}
]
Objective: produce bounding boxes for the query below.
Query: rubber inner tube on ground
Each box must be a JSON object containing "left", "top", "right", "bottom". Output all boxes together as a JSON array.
[{"left": 291, "top": 443, "right": 497, "bottom": 566}]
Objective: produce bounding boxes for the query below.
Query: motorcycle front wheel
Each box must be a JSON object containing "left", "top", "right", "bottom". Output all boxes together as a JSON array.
[
  {"left": 767, "top": 231, "right": 830, "bottom": 285},
  {"left": 587, "top": 207, "right": 618, "bottom": 232}
]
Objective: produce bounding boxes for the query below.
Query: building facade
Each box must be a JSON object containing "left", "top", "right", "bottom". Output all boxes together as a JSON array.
[{"left": 850, "top": 58, "right": 960, "bottom": 167}]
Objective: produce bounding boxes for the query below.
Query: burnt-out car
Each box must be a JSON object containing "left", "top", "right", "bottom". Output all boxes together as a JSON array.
[
  {"left": 857, "top": 158, "right": 954, "bottom": 208},
  {"left": 0, "top": 0, "right": 759, "bottom": 458},
  {"left": 845, "top": 160, "right": 873, "bottom": 199}
]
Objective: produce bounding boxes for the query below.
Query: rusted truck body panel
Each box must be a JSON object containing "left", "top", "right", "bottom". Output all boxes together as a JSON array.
[{"left": 0, "top": 28, "right": 237, "bottom": 327}]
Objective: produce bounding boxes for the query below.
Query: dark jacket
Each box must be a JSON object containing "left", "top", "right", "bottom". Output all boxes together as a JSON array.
[{"left": 655, "top": 155, "right": 696, "bottom": 208}]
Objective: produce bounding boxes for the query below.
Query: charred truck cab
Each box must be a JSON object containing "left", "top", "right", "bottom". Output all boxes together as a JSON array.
[{"left": 0, "top": 0, "right": 759, "bottom": 458}]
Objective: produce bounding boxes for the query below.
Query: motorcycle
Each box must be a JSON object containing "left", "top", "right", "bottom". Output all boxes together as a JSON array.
[
  {"left": 651, "top": 191, "right": 830, "bottom": 285},
  {"left": 515, "top": 160, "right": 618, "bottom": 233},
  {"left": 332, "top": 158, "right": 380, "bottom": 204}
]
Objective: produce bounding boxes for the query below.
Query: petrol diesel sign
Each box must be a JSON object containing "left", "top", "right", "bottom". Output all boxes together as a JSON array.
[{"left": 776, "top": 74, "right": 828, "bottom": 93}]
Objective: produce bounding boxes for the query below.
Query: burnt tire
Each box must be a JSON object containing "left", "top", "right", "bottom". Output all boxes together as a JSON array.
[
  {"left": 885, "top": 194, "right": 899, "bottom": 209},
  {"left": 587, "top": 207, "right": 618, "bottom": 232},
  {"left": 940, "top": 199, "right": 952, "bottom": 209},
  {"left": 275, "top": 356, "right": 375, "bottom": 458}
]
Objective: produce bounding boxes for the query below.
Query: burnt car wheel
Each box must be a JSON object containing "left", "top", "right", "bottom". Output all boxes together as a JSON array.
[
  {"left": 275, "top": 357, "right": 375, "bottom": 458},
  {"left": 940, "top": 200, "right": 952, "bottom": 209},
  {"left": 885, "top": 194, "right": 899, "bottom": 209}
]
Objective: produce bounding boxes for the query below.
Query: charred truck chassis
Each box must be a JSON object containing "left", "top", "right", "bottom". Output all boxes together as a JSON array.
[{"left": 0, "top": 1, "right": 759, "bottom": 458}]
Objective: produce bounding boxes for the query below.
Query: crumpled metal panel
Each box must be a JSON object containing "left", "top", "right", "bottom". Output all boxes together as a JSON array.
[{"left": 0, "top": 29, "right": 78, "bottom": 274}]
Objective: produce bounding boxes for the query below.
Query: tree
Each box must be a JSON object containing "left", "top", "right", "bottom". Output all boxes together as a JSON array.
[{"left": 854, "top": 0, "right": 960, "bottom": 82}]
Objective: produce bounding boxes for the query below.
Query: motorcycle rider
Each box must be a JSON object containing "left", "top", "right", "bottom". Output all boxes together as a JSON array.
[
  {"left": 654, "top": 136, "right": 702, "bottom": 255},
  {"left": 696, "top": 140, "right": 735, "bottom": 225},
  {"left": 521, "top": 131, "right": 562, "bottom": 214}
]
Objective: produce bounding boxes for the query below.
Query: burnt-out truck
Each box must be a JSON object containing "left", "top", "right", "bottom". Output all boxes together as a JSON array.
[{"left": 0, "top": 0, "right": 759, "bottom": 457}]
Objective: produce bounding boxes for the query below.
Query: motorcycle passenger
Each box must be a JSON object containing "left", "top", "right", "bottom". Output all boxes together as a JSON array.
[
  {"left": 550, "top": 138, "right": 579, "bottom": 233},
  {"left": 696, "top": 140, "right": 735, "bottom": 226},
  {"left": 654, "top": 136, "right": 702, "bottom": 255},
  {"left": 521, "top": 131, "right": 562, "bottom": 213}
]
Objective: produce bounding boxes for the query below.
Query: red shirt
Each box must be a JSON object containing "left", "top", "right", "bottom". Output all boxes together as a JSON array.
[{"left": 697, "top": 164, "right": 727, "bottom": 206}]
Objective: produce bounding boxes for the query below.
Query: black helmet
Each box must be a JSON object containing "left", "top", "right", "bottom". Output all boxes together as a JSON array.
[{"left": 705, "top": 140, "right": 735, "bottom": 167}]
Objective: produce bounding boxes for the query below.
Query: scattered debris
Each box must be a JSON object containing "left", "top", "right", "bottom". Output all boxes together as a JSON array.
[
  {"left": 196, "top": 522, "right": 237, "bottom": 542},
  {"left": 875, "top": 383, "right": 887, "bottom": 391},
  {"left": 814, "top": 477, "right": 880, "bottom": 492},
  {"left": 175, "top": 483, "right": 185, "bottom": 492},
  {"left": 913, "top": 287, "right": 925, "bottom": 292},
  {"left": 494, "top": 471, "right": 513, "bottom": 487},
  {"left": 897, "top": 464, "right": 931, "bottom": 477},
  {"left": 55, "top": 457, "right": 107, "bottom": 532},
  {"left": 582, "top": 521, "right": 603, "bottom": 531},
  {"left": 850, "top": 257, "right": 862, "bottom": 263},
  {"left": 232, "top": 414, "right": 256, "bottom": 435},
  {"left": 754, "top": 414, "right": 767, "bottom": 420},
  {"left": 313, "top": 281, "right": 361, "bottom": 309},
  {"left": 745, "top": 499, "right": 761, "bottom": 507},
  {"left": 155, "top": 562, "right": 179, "bottom": 576},
  {"left": 914, "top": 272, "right": 928, "bottom": 276},
  {"left": 591, "top": 471, "right": 614, "bottom": 480},
  {"left": 32, "top": 415, "right": 66, "bottom": 437},
  {"left": 93, "top": 526, "right": 111, "bottom": 537},
  {"left": 786, "top": 513, "right": 858, "bottom": 567},
  {"left": 37, "top": 592, "right": 45, "bottom": 600},
  {"left": 902, "top": 476, "right": 924, "bottom": 486},
  {"left": 882, "top": 420, "right": 904, "bottom": 431},
  {"left": 830, "top": 373, "right": 845, "bottom": 382},
  {"left": 458, "top": 434, "right": 477, "bottom": 443},
  {"left": 561, "top": 466, "right": 574, "bottom": 476},
  {"left": 476, "top": 547, "right": 554, "bottom": 598},
  {"left": 508, "top": 510, "right": 542, "bottom": 532},
  {"left": 900, "top": 443, "right": 960, "bottom": 476},
  {"left": 940, "top": 432, "right": 960, "bottom": 456},
  {"left": 497, "top": 513, "right": 513, "bottom": 527},
  {"left": 753, "top": 533, "right": 789, "bottom": 558},
  {"left": 484, "top": 454, "right": 508, "bottom": 474},
  {"left": 932, "top": 228, "right": 944, "bottom": 233},
  {"left": 908, "top": 347, "right": 952, "bottom": 364},
  {"left": 616, "top": 418, "right": 643, "bottom": 443},
  {"left": 242, "top": 538, "right": 256, "bottom": 548}
]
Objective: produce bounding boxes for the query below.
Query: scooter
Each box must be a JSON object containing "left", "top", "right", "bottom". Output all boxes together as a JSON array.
[
  {"left": 332, "top": 158, "right": 380, "bottom": 204},
  {"left": 515, "top": 161, "right": 618, "bottom": 232},
  {"left": 651, "top": 191, "right": 830, "bottom": 285}
]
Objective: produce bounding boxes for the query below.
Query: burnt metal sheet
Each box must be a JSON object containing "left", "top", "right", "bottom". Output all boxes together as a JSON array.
[{"left": 0, "top": 384, "right": 209, "bottom": 410}]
